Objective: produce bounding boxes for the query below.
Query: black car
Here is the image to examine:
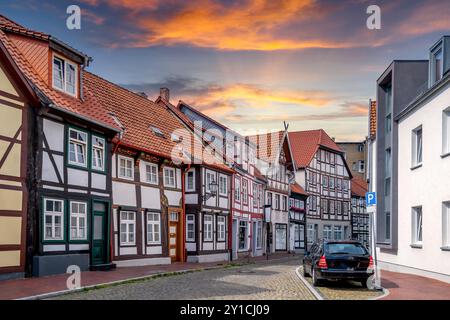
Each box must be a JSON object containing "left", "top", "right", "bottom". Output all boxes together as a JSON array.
[{"left": 303, "top": 240, "right": 374, "bottom": 287}]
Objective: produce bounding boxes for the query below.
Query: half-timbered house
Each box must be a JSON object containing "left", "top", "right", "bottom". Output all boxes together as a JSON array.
[
  {"left": 248, "top": 131, "right": 296, "bottom": 253},
  {"left": 288, "top": 130, "right": 352, "bottom": 248},
  {"left": 0, "top": 16, "right": 121, "bottom": 276},
  {"left": 350, "top": 177, "right": 369, "bottom": 248},
  {"left": 177, "top": 102, "right": 266, "bottom": 260},
  {"left": 289, "top": 183, "right": 308, "bottom": 253},
  {"left": 156, "top": 96, "right": 234, "bottom": 263}
]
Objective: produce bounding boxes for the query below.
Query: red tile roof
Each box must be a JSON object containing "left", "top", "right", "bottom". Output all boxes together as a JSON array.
[
  {"left": 288, "top": 129, "right": 342, "bottom": 168},
  {"left": 351, "top": 177, "right": 368, "bottom": 198},
  {"left": 247, "top": 131, "right": 285, "bottom": 164},
  {"left": 291, "top": 183, "right": 307, "bottom": 196},
  {"left": 369, "top": 100, "right": 377, "bottom": 139}
]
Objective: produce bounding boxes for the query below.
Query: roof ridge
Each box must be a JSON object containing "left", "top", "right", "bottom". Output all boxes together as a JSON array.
[{"left": 0, "top": 14, "right": 27, "bottom": 29}]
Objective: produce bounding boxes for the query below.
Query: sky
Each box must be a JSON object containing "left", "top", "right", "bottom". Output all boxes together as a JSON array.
[{"left": 1, "top": 0, "right": 449, "bottom": 141}]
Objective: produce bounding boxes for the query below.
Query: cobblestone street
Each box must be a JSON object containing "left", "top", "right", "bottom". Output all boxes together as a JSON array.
[{"left": 50, "top": 259, "right": 316, "bottom": 300}]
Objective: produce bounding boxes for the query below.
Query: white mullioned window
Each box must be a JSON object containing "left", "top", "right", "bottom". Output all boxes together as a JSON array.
[
  {"left": 147, "top": 212, "right": 161, "bottom": 244},
  {"left": 412, "top": 126, "right": 423, "bottom": 167},
  {"left": 443, "top": 108, "right": 450, "bottom": 155},
  {"left": 235, "top": 178, "right": 241, "bottom": 201},
  {"left": 92, "top": 136, "right": 105, "bottom": 171},
  {"left": 206, "top": 171, "right": 215, "bottom": 192},
  {"left": 120, "top": 211, "right": 136, "bottom": 245},
  {"left": 203, "top": 215, "right": 213, "bottom": 241},
  {"left": 44, "top": 198, "right": 64, "bottom": 241},
  {"left": 52, "top": 55, "right": 77, "bottom": 96},
  {"left": 217, "top": 216, "right": 226, "bottom": 241},
  {"left": 118, "top": 156, "right": 134, "bottom": 180},
  {"left": 443, "top": 202, "right": 450, "bottom": 248},
  {"left": 70, "top": 201, "right": 87, "bottom": 240},
  {"left": 411, "top": 206, "right": 423, "bottom": 245},
  {"left": 68, "top": 128, "right": 87, "bottom": 167},
  {"left": 334, "top": 226, "right": 342, "bottom": 240},
  {"left": 186, "top": 214, "right": 195, "bottom": 241},
  {"left": 219, "top": 175, "right": 227, "bottom": 196},
  {"left": 186, "top": 169, "right": 195, "bottom": 191},
  {"left": 275, "top": 194, "right": 280, "bottom": 210},
  {"left": 242, "top": 179, "right": 248, "bottom": 204},
  {"left": 323, "top": 225, "right": 332, "bottom": 240},
  {"left": 145, "top": 163, "right": 158, "bottom": 184},
  {"left": 164, "top": 167, "right": 176, "bottom": 187}
]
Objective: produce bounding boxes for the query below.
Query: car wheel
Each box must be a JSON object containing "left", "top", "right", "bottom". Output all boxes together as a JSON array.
[
  {"left": 312, "top": 267, "right": 321, "bottom": 286},
  {"left": 360, "top": 279, "right": 369, "bottom": 289},
  {"left": 302, "top": 264, "right": 309, "bottom": 277}
]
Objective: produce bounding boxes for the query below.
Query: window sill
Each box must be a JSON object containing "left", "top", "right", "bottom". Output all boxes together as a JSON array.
[
  {"left": 440, "top": 246, "right": 450, "bottom": 251},
  {"left": 410, "top": 243, "right": 423, "bottom": 249},
  {"left": 441, "top": 152, "right": 450, "bottom": 159},
  {"left": 410, "top": 163, "right": 422, "bottom": 171}
]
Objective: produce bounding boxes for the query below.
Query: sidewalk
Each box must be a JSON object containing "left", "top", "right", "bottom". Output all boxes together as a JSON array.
[
  {"left": 0, "top": 252, "right": 298, "bottom": 300},
  {"left": 381, "top": 270, "right": 450, "bottom": 300}
]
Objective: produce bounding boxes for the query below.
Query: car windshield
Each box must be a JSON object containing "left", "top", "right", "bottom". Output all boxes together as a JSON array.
[{"left": 325, "top": 243, "right": 368, "bottom": 255}]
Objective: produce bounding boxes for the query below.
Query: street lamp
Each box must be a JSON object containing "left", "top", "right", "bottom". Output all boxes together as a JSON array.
[{"left": 202, "top": 180, "right": 218, "bottom": 201}]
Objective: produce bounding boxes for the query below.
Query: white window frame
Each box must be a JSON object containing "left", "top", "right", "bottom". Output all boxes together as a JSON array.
[
  {"left": 219, "top": 175, "right": 227, "bottom": 196},
  {"left": 52, "top": 54, "right": 78, "bottom": 97},
  {"left": 164, "top": 167, "right": 176, "bottom": 188},
  {"left": 68, "top": 128, "right": 87, "bottom": 168},
  {"left": 443, "top": 108, "right": 450, "bottom": 156},
  {"left": 334, "top": 225, "right": 342, "bottom": 240},
  {"left": 91, "top": 135, "right": 105, "bottom": 171},
  {"left": 70, "top": 201, "right": 87, "bottom": 240},
  {"left": 238, "top": 220, "right": 248, "bottom": 250},
  {"left": 242, "top": 179, "right": 248, "bottom": 204},
  {"left": 235, "top": 178, "right": 241, "bottom": 201},
  {"left": 412, "top": 125, "right": 423, "bottom": 167},
  {"left": 323, "top": 225, "right": 332, "bottom": 240},
  {"left": 358, "top": 160, "right": 365, "bottom": 173},
  {"left": 206, "top": 171, "right": 215, "bottom": 192},
  {"left": 120, "top": 211, "right": 136, "bottom": 245},
  {"left": 256, "top": 220, "right": 263, "bottom": 249},
  {"left": 411, "top": 206, "right": 423, "bottom": 246},
  {"left": 185, "top": 169, "right": 195, "bottom": 191},
  {"left": 217, "top": 216, "right": 226, "bottom": 241},
  {"left": 443, "top": 202, "right": 450, "bottom": 248},
  {"left": 203, "top": 215, "right": 213, "bottom": 241},
  {"left": 186, "top": 214, "right": 195, "bottom": 242},
  {"left": 43, "top": 198, "right": 64, "bottom": 241},
  {"left": 146, "top": 212, "right": 161, "bottom": 245},
  {"left": 118, "top": 155, "right": 134, "bottom": 180},
  {"left": 145, "top": 163, "right": 158, "bottom": 185},
  {"left": 275, "top": 194, "right": 280, "bottom": 210}
]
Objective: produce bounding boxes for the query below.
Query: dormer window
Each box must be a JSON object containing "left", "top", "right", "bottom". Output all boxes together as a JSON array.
[
  {"left": 150, "top": 126, "right": 165, "bottom": 138},
  {"left": 432, "top": 48, "right": 443, "bottom": 84},
  {"left": 53, "top": 55, "right": 78, "bottom": 96}
]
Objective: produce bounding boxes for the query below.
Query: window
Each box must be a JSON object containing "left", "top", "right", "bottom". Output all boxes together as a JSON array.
[
  {"left": 321, "top": 199, "right": 328, "bottom": 213},
  {"left": 186, "top": 170, "right": 195, "bottom": 191},
  {"left": 242, "top": 179, "right": 248, "bottom": 204},
  {"left": 329, "top": 177, "right": 335, "bottom": 189},
  {"left": 275, "top": 224, "right": 287, "bottom": 251},
  {"left": 120, "top": 211, "right": 136, "bottom": 245},
  {"left": 186, "top": 214, "right": 195, "bottom": 241},
  {"left": 217, "top": 216, "right": 226, "bottom": 241},
  {"left": 275, "top": 194, "right": 280, "bottom": 210},
  {"left": 70, "top": 201, "right": 87, "bottom": 240},
  {"left": 68, "top": 128, "right": 87, "bottom": 167},
  {"left": 203, "top": 215, "right": 213, "bottom": 241},
  {"left": 146, "top": 212, "right": 161, "bottom": 244},
  {"left": 385, "top": 212, "right": 391, "bottom": 241},
  {"left": 386, "top": 114, "right": 392, "bottom": 134},
  {"left": 411, "top": 206, "right": 423, "bottom": 245},
  {"left": 206, "top": 171, "right": 215, "bottom": 192},
  {"left": 412, "top": 126, "right": 423, "bottom": 167},
  {"left": 53, "top": 55, "right": 77, "bottom": 96},
  {"left": 307, "top": 224, "right": 318, "bottom": 245},
  {"left": 146, "top": 163, "right": 158, "bottom": 184},
  {"left": 443, "top": 108, "right": 450, "bottom": 155},
  {"left": 337, "top": 201, "right": 342, "bottom": 215},
  {"left": 385, "top": 148, "right": 391, "bottom": 177},
  {"left": 235, "top": 178, "right": 241, "bottom": 201},
  {"left": 443, "top": 202, "right": 450, "bottom": 248},
  {"left": 91, "top": 136, "right": 105, "bottom": 171},
  {"left": 343, "top": 180, "right": 349, "bottom": 191},
  {"left": 358, "top": 160, "right": 365, "bottom": 173},
  {"left": 256, "top": 221, "right": 262, "bottom": 249},
  {"left": 253, "top": 183, "right": 258, "bottom": 207},
  {"left": 44, "top": 198, "right": 64, "bottom": 241},
  {"left": 322, "top": 175, "right": 328, "bottom": 187},
  {"left": 334, "top": 226, "right": 343, "bottom": 240},
  {"left": 164, "top": 167, "right": 176, "bottom": 187},
  {"left": 329, "top": 200, "right": 335, "bottom": 214},
  {"left": 358, "top": 144, "right": 364, "bottom": 152},
  {"left": 267, "top": 192, "right": 272, "bottom": 207},
  {"left": 238, "top": 221, "right": 247, "bottom": 250},
  {"left": 432, "top": 47, "right": 443, "bottom": 84},
  {"left": 282, "top": 196, "right": 287, "bottom": 211},
  {"left": 219, "top": 176, "right": 227, "bottom": 196},
  {"left": 323, "top": 225, "right": 332, "bottom": 240},
  {"left": 118, "top": 156, "right": 134, "bottom": 180},
  {"left": 336, "top": 178, "right": 342, "bottom": 190}
]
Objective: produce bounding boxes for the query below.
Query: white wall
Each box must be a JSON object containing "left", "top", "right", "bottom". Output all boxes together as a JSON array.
[{"left": 378, "top": 87, "right": 450, "bottom": 282}]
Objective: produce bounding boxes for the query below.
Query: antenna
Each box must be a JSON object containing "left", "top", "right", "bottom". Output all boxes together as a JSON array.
[{"left": 283, "top": 121, "right": 289, "bottom": 131}]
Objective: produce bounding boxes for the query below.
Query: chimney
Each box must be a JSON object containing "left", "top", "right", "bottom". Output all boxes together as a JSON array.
[
  {"left": 137, "top": 92, "right": 148, "bottom": 99},
  {"left": 160, "top": 87, "right": 170, "bottom": 102}
]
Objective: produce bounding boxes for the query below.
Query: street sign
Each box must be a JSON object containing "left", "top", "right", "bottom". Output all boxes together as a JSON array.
[{"left": 366, "top": 192, "right": 376, "bottom": 206}]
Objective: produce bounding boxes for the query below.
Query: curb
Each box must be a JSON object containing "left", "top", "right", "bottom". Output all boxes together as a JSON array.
[
  {"left": 371, "top": 287, "right": 390, "bottom": 300},
  {"left": 295, "top": 266, "right": 324, "bottom": 300},
  {"left": 18, "top": 255, "right": 298, "bottom": 300}
]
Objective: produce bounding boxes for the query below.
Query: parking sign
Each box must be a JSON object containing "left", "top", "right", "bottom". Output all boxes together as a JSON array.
[{"left": 366, "top": 192, "right": 376, "bottom": 206}]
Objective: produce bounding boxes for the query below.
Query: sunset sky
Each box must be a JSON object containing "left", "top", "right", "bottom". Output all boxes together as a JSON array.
[{"left": 1, "top": 0, "right": 449, "bottom": 141}]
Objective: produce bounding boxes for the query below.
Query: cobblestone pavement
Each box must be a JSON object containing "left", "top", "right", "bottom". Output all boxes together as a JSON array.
[
  {"left": 299, "top": 266, "right": 384, "bottom": 300},
  {"left": 50, "top": 259, "right": 316, "bottom": 300}
]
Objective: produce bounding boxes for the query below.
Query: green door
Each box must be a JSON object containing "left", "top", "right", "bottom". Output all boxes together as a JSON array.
[{"left": 91, "top": 201, "right": 109, "bottom": 266}]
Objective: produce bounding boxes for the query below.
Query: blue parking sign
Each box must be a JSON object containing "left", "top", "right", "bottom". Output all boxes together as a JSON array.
[{"left": 366, "top": 192, "right": 376, "bottom": 206}]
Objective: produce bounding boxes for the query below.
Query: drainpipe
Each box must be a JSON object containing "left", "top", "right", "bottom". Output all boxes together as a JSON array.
[
  {"left": 228, "top": 172, "right": 234, "bottom": 262},
  {"left": 181, "top": 164, "right": 191, "bottom": 263}
]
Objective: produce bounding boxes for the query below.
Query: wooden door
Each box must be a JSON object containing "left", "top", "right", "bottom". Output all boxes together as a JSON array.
[
  {"left": 168, "top": 210, "right": 180, "bottom": 261},
  {"left": 91, "top": 201, "right": 109, "bottom": 266}
]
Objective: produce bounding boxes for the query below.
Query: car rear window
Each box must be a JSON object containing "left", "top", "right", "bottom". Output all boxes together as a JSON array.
[{"left": 324, "top": 243, "right": 368, "bottom": 255}]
